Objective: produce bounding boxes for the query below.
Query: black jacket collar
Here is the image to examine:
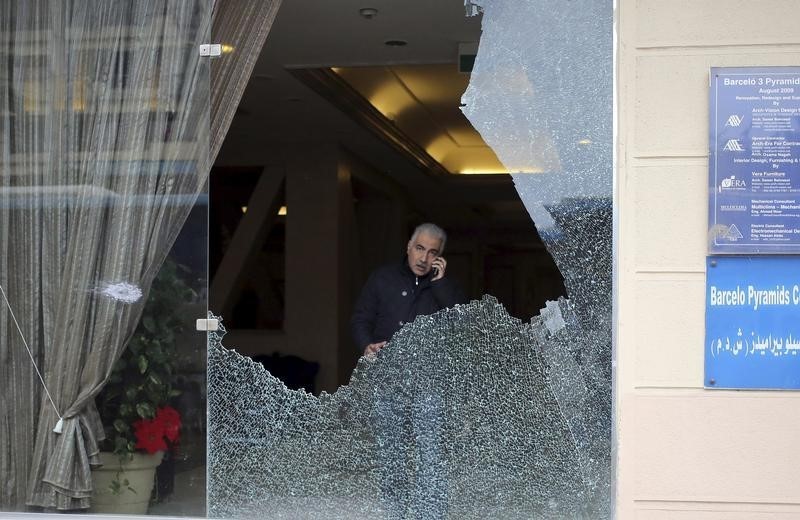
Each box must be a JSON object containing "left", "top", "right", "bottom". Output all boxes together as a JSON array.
[{"left": 399, "top": 256, "right": 433, "bottom": 285}]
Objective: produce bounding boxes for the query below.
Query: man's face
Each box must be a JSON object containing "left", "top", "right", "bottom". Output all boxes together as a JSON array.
[{"left": 406, "top": 232, "right": 443, "bottom": 276}]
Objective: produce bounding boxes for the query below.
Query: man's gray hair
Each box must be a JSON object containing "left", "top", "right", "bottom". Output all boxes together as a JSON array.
[{"left": 410, "top": 222, "right": 447, "bottom": 253}]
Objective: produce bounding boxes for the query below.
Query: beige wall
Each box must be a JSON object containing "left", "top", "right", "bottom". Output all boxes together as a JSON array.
[{"left": 617, "top": 0, "right": 800, "bottom": 518}]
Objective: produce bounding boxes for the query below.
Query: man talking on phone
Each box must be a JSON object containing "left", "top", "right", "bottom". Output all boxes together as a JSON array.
[
  {"left": 351, "top": 222, "right": 465, "bottom": 519},
  {"left": 351, "top": 222, "right": 465, "bottom": 358}
]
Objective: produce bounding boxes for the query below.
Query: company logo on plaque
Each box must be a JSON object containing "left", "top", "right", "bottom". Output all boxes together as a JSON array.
[
  {"left": 719, "top": 204, "right": 747, "bottom": 212},
  {"left": 719, "top": 175, "right": 747, "bottom": 192},
  {"left": 718, "top": 223, "right": 744, "bottom": 241},
  {"left": 722, "top": 139, "right": 746, "bottom": 152},
  {"left": 724, "top": 114, "right": 744, "bottom": 127}
]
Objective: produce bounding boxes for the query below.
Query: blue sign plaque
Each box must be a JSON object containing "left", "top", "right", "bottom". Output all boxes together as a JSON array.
[
  {"left": 705, "top": 255, "right": 800, "bottom": 389},
  {"left": 709, "top": 66, "right": 800, "bottom": 254}
]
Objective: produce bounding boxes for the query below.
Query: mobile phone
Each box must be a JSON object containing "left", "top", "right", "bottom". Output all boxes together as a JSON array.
[{"left": 432, "top": 266, "right": 440, "bottom": 276}]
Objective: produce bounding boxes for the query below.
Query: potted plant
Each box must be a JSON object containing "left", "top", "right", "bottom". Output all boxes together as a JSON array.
[{"left": 92, "top": 259, "right": 193, "bottom": 513}]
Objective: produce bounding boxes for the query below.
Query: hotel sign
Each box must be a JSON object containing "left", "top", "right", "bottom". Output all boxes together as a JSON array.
[{"left": 705, "top": 256, "right": 800, "bottom": 389}]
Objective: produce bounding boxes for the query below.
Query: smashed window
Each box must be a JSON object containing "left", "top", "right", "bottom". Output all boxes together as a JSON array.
[
  {"left": 208, "top": 0, "right": 612, "bottom": 518},
  {"left": 209, "top": 295, "right": 609, "bottom": 518}
]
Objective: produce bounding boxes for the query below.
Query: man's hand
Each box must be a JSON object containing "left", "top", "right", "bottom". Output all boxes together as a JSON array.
[
  {"left": 364, "top": 341, "right": 387, "bottom": 359},
  {"left": 431, "top": 256, "right": 447, "bottom": 281}
]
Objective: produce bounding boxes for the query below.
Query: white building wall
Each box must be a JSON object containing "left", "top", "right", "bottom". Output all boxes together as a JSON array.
[{"left": 617, "top": 0, "right": 800, "bottom": 518}]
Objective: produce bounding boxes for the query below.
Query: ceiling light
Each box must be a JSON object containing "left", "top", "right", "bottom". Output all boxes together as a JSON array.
[
  {"left": 359, "top": 7, "right": 378, "bottom": 19},
  {"left": 458, "top": 167, "right": 545, "bottom": 175},
  {"left": 221, "top": 44, "right": 235, "bottom": 54},
  {"left": 458, "top": 169, "right": 510, "bottom": 175},
  {"left": 578, "top": 139, "right": 592, "bottom": 145},
  {"left": 278, "top": 206, "right": 287, "bottom": 216},
  {"left": 384, "top": 39, "right": 408, "bottom": 47}
]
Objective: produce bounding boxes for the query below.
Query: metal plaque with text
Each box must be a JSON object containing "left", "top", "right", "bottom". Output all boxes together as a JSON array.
[{"left": 709, "top": 66, "right": 800, "bottom": 254}]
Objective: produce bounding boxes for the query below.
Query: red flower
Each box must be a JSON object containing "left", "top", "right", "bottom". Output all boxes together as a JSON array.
[
  {"left": 133, "top": 418, "right": 168, "bottom": 454},
  {"left": 130, "top": 406, "right": 181, "bottom": 454},
  {"left": 155, "top": 406, "right": 181, "bottom": 443}
]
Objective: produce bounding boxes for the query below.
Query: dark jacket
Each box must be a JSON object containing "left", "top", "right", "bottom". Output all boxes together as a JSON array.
[{"left": 350, "top": 258, "right": 466, "bottom": 351}]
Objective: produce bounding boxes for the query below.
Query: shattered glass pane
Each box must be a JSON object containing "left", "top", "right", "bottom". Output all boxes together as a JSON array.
[
  {"left": 208, "top": 0, "right": 612, "bottom": 518},
  {"left": 461, "top": 0, "right": 613, "bottom": 516},
  {"left": 209, "top": 293, "right": 608, "bottom": 518},
  {"left": 461, "top": 0, "right": 613, "bottom": 324}
]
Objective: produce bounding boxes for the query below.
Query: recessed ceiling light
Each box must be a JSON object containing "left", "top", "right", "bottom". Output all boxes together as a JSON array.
[
  {"left": 384, "top": 39, "right": 408, "bottom": 47},
  {"left": 578, "top": 138, "right": 592, "bottom": 145},
  {"left": 359, "top": 7, "right": 378, "bottom": 19}
]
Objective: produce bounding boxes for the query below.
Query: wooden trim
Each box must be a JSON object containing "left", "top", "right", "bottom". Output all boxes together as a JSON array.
[{"left": 288, "top": 67, "right": 451, "bottom": 179}]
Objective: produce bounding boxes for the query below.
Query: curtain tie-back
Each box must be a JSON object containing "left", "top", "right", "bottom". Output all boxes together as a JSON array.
[{"left": 41, "top": 409, "right": 103, "bottom": 500}]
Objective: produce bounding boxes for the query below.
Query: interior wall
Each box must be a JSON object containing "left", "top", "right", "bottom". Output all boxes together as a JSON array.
[{"left": 617, "top": 1, "right": 800, "bottom": 518}]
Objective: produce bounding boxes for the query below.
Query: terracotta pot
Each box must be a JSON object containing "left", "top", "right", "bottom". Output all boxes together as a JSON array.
[{"left": 90, "top": 451, "right": 164, "bottom": 514}]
